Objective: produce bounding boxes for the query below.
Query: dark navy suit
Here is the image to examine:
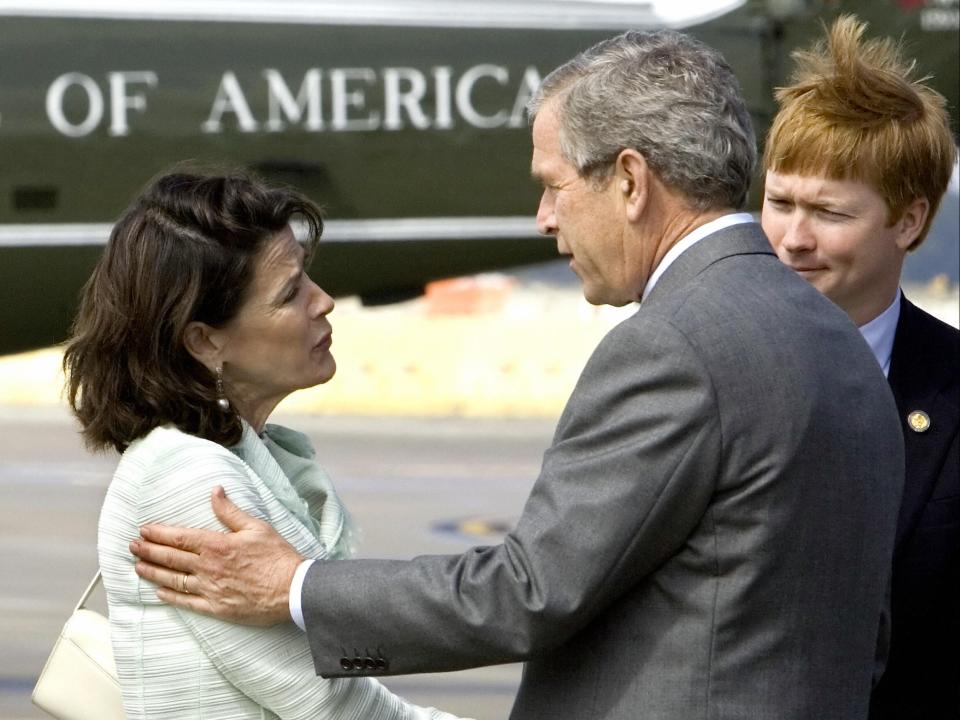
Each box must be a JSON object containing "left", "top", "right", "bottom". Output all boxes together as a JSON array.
[{"left": 870, "top": 296, "right": 960, "bottom": 720}]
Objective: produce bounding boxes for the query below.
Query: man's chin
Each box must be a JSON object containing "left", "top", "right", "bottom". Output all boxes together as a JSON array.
[
  {"left": 580, "top": 284, "right": 603, "bottom": 306},
  {"left": 805, "top": 275, "right": 834, "bottom": 298},
  {"left": 581, "top": 286, "right": 635, "bottom": 308}
]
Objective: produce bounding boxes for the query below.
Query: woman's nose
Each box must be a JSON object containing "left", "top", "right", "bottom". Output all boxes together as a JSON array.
[{"left": 308, "top": 279, "right": 334, "bottom": 318}]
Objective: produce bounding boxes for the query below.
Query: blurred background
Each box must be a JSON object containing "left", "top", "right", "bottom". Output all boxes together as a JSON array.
[{"left": 1, "top": 1, "right": 956, "bottom": 717}]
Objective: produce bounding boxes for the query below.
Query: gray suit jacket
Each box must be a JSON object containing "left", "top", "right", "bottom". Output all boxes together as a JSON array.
[{"left": 304, "top": 224, "right": 904, "bottom": 719}]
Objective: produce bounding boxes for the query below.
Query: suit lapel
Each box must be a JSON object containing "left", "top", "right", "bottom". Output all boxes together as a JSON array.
[{"left": 887, "top": 297, "right": 954, "bottom": 548}]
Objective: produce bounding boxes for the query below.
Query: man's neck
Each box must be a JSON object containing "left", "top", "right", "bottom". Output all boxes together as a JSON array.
[
  {"left": 641, "top": 209, "right": 752, "bottom": 301},
  {"left": 847, "top": 284, "right": 902, "bottom": 327},
  {"left": 650, "top": 206, "right": 735, "bottom": 272}
]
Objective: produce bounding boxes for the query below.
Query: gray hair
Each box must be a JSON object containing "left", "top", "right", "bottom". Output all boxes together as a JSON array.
[{"left": 528, "top": 30, "right": 756, "bottom": 210}]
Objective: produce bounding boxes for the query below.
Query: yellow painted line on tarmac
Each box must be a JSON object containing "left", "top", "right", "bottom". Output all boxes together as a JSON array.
[{"left": 433, "top": 516, "right": 517, "bottom": 541}]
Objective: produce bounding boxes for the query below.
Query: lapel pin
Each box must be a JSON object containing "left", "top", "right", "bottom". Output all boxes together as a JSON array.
[{"left": 907, "top": 410, "right": 930, "bottom": 433}]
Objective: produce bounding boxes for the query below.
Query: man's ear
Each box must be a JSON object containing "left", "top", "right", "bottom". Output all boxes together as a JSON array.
[
  {"left": 183, "top": 321, "right": 225, "bottom": 371},
  {"left": 615, "top": 149, "right": 650, "bottom": 223},
  {"left": 895, "top": 197, "right": 930, "bottom": 251}
]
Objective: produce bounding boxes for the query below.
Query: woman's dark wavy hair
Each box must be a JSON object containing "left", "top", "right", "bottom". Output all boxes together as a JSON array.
[{"left": 64, "top": 169, "right": 324, "bottom": 453}]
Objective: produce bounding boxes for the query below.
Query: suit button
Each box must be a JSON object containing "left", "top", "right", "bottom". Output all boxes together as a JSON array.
[
  {"left": 353, "top": 657, "right": 365, "bottom": 670},
  {"left": 364, "top": 656, "right": 377, "bottom": 670},
  {"left": 376, "top": 657, "right": 388, "bottom": 671},
  {"left": 340, "top": 657, "right": 353, "bottom": 671}
]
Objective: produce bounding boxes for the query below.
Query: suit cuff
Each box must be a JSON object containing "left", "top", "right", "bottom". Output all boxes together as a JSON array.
[{"left": 289, "top": 558, "right": 315, "bottom": 631}]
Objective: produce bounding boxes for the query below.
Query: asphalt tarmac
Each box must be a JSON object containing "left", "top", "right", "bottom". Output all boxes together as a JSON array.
[{"left": 0, "top": 404, "right": 557, "bottom": 719}]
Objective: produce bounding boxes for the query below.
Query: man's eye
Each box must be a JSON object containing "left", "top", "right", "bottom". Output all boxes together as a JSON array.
[{"left": 818, "top": 208, "right": 849, "bottom": 220}]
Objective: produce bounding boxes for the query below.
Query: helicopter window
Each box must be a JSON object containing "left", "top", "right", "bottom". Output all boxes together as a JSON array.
[{"left": 13, "top": 186, "right": 58, "bottom": 212}]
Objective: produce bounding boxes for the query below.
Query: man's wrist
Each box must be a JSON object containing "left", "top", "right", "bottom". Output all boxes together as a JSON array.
[{"left": 289, "top": 558, "right": 315, "bottom": 631}]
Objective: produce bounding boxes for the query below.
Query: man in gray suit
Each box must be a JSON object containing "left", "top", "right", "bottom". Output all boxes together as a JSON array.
[{"left": 132, "top": 30, "right": 904, "bottom": 719}]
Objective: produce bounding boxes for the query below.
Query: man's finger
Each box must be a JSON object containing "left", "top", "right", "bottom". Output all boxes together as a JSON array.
[
  {"left": 155, "top": 587, "right": 216, "bottom": 617},
  {"left": 134, "top": 559, "right": 199, "bottom": 594},
  {"left": 138, "top": 522, "right": 222, "bottom": 554},
  {"left": 211, "top": 486, "right": 263, "bottom": 532},
  {"left": 130, "top": 537, "right": 199, "bottom": 573}
]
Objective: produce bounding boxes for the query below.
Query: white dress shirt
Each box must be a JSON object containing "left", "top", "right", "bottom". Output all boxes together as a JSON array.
[
  {"left": 291, "top": 557, "right": 313, "bottom": 629},
  {"left": 858, "top": 290, "right": 901, "bottom": 377}
]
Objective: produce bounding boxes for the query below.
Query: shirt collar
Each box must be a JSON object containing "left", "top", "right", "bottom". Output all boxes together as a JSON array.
[
  {"left": 641, "top": 212, "right": 755, "bottom": 301},
  {"left": 858, "top": 290, "right": 901, "bottom": 378}
]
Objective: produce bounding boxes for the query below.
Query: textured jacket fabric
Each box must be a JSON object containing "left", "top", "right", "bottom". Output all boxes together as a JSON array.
[
  {"left": 302, "top": 224, "right": 905, "bottom": 720},
  {"left": 869, "top": 298, "right": 960, "bottom": 719},
  {"left": 98, "top": 421, "right": 462, "bottom": 720}
]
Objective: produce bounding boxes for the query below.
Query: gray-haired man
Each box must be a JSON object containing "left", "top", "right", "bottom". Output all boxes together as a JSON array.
[{"left": 132, "top": 30, "right": 903, "bottom": 719}]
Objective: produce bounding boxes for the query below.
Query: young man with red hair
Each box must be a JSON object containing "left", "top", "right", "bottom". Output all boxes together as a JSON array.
[{"left": 762, "top": 16, "right": 958, "bottom": 718}]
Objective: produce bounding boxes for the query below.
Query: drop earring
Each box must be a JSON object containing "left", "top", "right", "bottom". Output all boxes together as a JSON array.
[{"left": 215, "top": 366, "right": 230, "bottom": 412}]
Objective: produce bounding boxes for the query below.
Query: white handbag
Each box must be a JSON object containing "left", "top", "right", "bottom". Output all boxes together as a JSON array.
[{"left": 32, "top": 571, "right": 125, "bottom": 719}]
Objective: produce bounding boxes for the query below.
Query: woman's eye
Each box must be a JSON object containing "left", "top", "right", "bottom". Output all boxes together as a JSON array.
[{"left": 283, "top": 271, "right": 307, "bottom": 302}]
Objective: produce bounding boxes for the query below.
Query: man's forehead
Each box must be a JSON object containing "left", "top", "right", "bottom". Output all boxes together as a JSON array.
[
  {"left": 531, "top": 150, "right": 571, "bottom": 184},
  {"left": 766, "top": 170, "right": 871, "bottom": 200},
  {"left": 530, "top": 106, "right": 573, "bottom": 180},
  {"left": 530, "top": 149, "right": 551, "bottom": 179},
  {"left": 531, "top": 103, "right": 561, "bottom": 151}
]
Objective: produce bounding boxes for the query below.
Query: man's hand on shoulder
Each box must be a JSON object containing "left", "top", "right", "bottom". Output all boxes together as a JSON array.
[{"left": 130, "top": 486, "right": 303, "bottom": 626}]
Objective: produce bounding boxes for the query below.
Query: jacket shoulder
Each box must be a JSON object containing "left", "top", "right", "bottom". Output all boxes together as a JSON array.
[{"left": 115, "top": 425, "right": 251, "bottom": 488}]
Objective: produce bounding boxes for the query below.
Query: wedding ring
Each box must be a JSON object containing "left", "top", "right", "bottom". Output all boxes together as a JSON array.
[{"left": 179, "top": 573, "right": 190, "bottom": 594}]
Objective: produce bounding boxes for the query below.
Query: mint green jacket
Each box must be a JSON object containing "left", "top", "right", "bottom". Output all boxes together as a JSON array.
[{"left": 98, "top": 421, "right": 462, "bottom": 720}]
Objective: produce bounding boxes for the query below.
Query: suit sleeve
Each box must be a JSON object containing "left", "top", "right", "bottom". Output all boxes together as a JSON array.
[
  {"left": 303, "top": 316, "right": 723, "bottom": 677},
  {"left": 138, "top": 445, "right": 465, "bottom": 720}
]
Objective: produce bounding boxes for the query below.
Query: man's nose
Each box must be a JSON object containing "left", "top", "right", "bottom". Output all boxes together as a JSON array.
[
  {"left": 536, "top": 192, "right": 557, "bottom": 236},
  {"left": 779, "top": 213, "right": 816, "bottom": 253}
]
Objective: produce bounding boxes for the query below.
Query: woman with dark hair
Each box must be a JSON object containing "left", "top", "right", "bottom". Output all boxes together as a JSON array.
[{"left": 64, "top": 171, "right": 465, "bottom": 719}]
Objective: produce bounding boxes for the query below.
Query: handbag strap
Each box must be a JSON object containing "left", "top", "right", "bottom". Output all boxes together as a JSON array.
[{"left": 74, "top": 570, "right": 102, "bottom": 612}]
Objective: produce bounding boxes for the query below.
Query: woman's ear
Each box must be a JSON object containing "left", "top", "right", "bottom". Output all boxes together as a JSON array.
[{"left": 183, "top": 321, "right": 225, "bottom": 371}]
